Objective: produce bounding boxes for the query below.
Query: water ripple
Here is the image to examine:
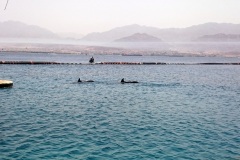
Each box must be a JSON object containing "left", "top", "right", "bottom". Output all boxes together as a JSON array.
[{"left": 1, "top": 64, "right": 240, "bottom": 159}]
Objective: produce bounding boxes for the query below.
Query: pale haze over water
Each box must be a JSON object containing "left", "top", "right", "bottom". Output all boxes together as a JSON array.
[{"left": 1, "top": 0, "right": 240, "bottom": 34}]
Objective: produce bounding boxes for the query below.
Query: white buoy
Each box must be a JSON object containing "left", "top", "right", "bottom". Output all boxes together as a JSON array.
[{"left": 0, "top": 80, "right": 13, "bottom": 88}]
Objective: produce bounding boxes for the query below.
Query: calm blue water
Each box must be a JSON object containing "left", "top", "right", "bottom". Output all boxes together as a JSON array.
[{"left": 1, "top": 53, "right": 240, "bottom": 159}]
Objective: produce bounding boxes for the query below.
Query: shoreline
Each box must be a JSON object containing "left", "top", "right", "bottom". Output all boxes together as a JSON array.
[
  {"left": 1, "top": 42, "right": 240, "bottom": 58},
  {"left": 0, "top": 51, "right": 239, "bottom": 58}
]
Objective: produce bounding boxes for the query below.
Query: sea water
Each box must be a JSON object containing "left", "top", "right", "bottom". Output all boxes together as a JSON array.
[{"left": 0, "top": 53, "right": 240, "bottom": 159}]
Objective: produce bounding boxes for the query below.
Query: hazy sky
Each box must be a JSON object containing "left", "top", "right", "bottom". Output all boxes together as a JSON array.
[{"left": 1, "top": 0, "right": 240, "bottom": 34}]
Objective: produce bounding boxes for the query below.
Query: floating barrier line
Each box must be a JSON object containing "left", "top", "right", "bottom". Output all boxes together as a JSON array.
[
  {"left": 0, "top": 61, "right": 239, "bottom": 65},
  {"left": 0, "top": 61, "right": 61, "bottom": 65}
]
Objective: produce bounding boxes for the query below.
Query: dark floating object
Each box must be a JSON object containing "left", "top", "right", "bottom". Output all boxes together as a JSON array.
[
  {"left": 78, "top": 78, "right": 94, "bottom": 83},
  {"left": 89, "top": 56, "right": 94, "bottom": 63},
  {"left": 121, "top": 78, "right": 138, "bottom": 84},
  {"left": 0, "top": 80, "right": 13, "bottom": 88}
]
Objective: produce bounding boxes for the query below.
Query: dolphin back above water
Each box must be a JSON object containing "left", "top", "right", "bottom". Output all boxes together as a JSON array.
[
  {"left": 121, "top": 78, "right": 138, "bottom": 84},
  {"left": 78, "top": 78, "right": 94, "bottom": 83}
]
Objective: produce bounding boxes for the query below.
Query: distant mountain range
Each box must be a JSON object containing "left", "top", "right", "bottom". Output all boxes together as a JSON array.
[
  {"left": 196, "top": 33, "right": 240, "bottom": 42},
  {"left": 115, "top": 33, "right": 161, "bottom": 42},
  {"left": 81, "top": 24, "right": 160, "bottom": 41},
  {"left": 1, "top": 21, "right": 240, "bottom": 42},
  {"left": 82, "top": 23, "right": 240, "bottom": 42},
  {"left": 0, "top": 21, "right": 58, "bottom": 39}
]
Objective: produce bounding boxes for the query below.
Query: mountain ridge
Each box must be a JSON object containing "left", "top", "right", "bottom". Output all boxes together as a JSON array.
[
  {"left": 115, "top": 33, "right": 162, "bottom": 42},
  {"left": 0, "top": 21, "right": 58, "bottom": 39},
  {"left": 196, "top": 33, "right": 240, "bottom": 42},
  {"left": 81, "top": 22, "right": 240, "bottom": 42},
  {"left": 1, "top": 21, "right": 240, "bottom": 42},
  {"left": 81, "top": 24, "right": 160, "bottom": 41}
]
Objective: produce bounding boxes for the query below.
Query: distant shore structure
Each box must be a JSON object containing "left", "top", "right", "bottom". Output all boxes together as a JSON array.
[{"left": 0, "top": 80, "right": 13, "bottom": 88}]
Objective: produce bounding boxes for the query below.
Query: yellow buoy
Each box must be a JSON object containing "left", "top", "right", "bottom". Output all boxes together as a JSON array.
[{"left": 0, "top": 80, "right": 13, "bottom": 88}]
